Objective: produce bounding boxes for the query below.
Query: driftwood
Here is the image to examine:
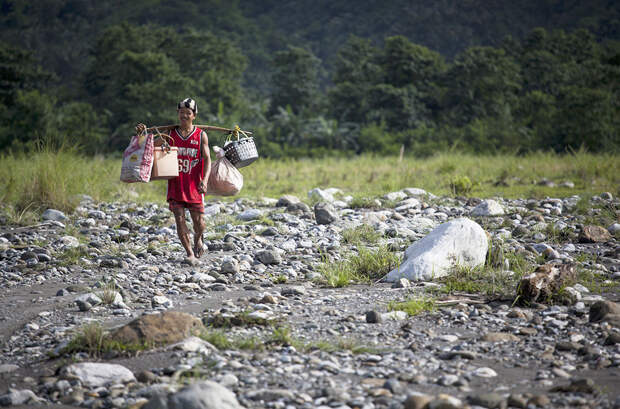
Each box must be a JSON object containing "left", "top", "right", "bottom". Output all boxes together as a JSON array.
[
  {"left": 516, "top": 263, "right": 576, "bottom": 304},
  {"left": 435, "top": 299, "right": 487, "bottom": 306}
]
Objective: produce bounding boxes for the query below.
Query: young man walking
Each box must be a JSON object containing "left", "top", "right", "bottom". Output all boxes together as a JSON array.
[{"left": 136, "top": 98, "right": 211, "bottom": 265}]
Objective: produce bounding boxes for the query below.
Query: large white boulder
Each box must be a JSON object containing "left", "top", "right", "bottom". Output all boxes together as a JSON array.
[
  {"left": 61, "top": 362, "right": 136, "bottom": 388},
  {"left": 385, "top": 218, "right": 488, "bottom": 282}
]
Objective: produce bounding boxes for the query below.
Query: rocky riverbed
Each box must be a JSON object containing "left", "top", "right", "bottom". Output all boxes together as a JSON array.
[{"left": 0, "top": 188, "right": 619, "bottom": 409}]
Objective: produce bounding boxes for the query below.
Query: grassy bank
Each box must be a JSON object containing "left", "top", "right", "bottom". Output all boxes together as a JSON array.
[{"left": 0, "top": 147, "right": 618, "bottom": 223}]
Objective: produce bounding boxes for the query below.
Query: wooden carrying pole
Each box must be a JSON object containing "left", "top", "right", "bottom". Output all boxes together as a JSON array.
[{"left": 146, "top": 124, "right": 252, "bottom": 135}]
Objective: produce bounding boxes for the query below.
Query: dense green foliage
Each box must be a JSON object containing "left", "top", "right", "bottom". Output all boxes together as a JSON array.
[{"left": 0, "top": 0, "right": 619, "bottom": 156}]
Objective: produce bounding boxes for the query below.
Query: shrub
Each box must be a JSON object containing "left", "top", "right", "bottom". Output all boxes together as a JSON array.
[{"left": 449, "top": 175, "right": 473, "bottom": 196}]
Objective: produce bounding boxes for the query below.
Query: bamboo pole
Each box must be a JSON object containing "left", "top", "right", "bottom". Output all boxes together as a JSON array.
[{"left": 146, "top": 124, "right": 252, "bottom": 135}]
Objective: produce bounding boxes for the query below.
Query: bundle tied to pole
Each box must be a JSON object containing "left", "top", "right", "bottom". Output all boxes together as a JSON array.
[
  {"left": 223, "top": 125, "right": 259, "bottom": 168},
  {"left": 144, "top": 123, "right": 259, "bottom": 168}
]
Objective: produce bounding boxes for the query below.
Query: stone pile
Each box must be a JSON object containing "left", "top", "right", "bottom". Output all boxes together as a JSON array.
[{"left": 0, "top": 188, "right": 618, "bottom": 408}]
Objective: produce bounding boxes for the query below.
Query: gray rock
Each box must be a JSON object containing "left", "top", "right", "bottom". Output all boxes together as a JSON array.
[
  {"left": 468, "top": 392, "right": 505, "bottom": 409},
  {"left": 76, "top": 293, "right": 102, "bottom": 306},
  {"left": 403, "top": 187, "right": 433, "bottom": 198},
  {"left": 507, "top": 394, "right": 528, "bottom": 409},
  {"left": 559, "top": 180, "right": 575, "bottom": 188},
  {"left": 470, "top": 199, "right": 505, "bottom": 216},
  {"left": 471, "top": 367, "right": 498, "bottom": 378},
  {"left": 204, "top": 204, "right": 220, "bottom": 217},
  {"left": 76, "top": 300, "right": 92, "bottom": 312},
  {"left": 0, "top": 389, "right": 39, "bottom": 406},
  {"left": 404, "top": 393, "right": 433, "bottom": 409},
  {"left": 395, "top": 198, "right": 421, "bottom": 212},
  {"left": 589, "top": 300, "right": 620, "bottom": 322},
  {"left": 409, "top": 217, "right": 436, "bottom": 233},
  {"left": 59, "top": 235, "right": 80, "bottom": 248},
  {"left": 221, "top": 258, "right": 240, "bottom": 274},
  {"left": 308, "top": 188, "right": 334, "bottom": 202},
  {"left": 237, "top": 209, "right": 262, "bottom": 221},
  {"left": 365, "top": 310, "right": 383, "bottom": 323},
  {"left": 256, "top": 250, "right": 282, "bottom": 265},
  {"left": 438, "top": 374, "right": 459, "bottom": 386},
  {"left": 383, "top": 378, "right": 403, "bottom": 394},
  {"left": 60, "top": 362, "right": 136, "bottom": 388},
  {"left": 0, "top": 364, "right": 19, "bottom": 374},
  {"left": 276, "top": 195, "right": 301, "bottom": 207},
  {"left": 144, "top": 380, "right": 245, "bottom": 409},
  {"left": 281, "top": 286, "right": 306, "bottom": 296},
  {"left": 384, "top": 191, "right": 407, "bottom": 202},
  {"left": 608, "top": 223, "right": 620, "bottom": 235},
  {"left": 260, "top": 227, "right": 279, "bottom": 236},
  {"left": 482, "top": 332, "right": 520, "bottom": 343},
  {"left": 287, "top": 202, "right": 311, "bottom": 213},
  {"left": 314, "top": 202, "right": 338, "bottom": 225},
  {"left": 152, "top": 295, "right": 174, "bottom": 309},
  {"left": 169, "top": 336, "right": 216, "bottom": 354},
  {"left": 42, "top": 209, "right": 67, "bottom": 222}
]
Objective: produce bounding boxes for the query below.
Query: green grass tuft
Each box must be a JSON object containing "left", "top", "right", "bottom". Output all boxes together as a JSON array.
[
  {"left": 316, "top": 245, "right": 401, "bottom": 288},
  {"left": 61, "top": 323, "right": 152, "bottom": 357},
  {"left": 349, "top": 196, "right": 381, "bottom": 209},
  {"left": 97, "top": 281, "right": 119, "bottom": 305},
  {"left": 436, "top": 264, "right": 524, "bottom": 296},
  {"left": 57, "top": 246, "right": 90, "bottom": 267},
  {"left": 576, "top": 268, "right": 619, "bottom": 294},
  {"left": 341, "top": 224, "right": 382, "bottom": 245},
  {"left": 388, "top": 297, "right": 437, "bottom": 316},
  {"left": 199, "top": 329, "right": 232, "bottom": 349}
]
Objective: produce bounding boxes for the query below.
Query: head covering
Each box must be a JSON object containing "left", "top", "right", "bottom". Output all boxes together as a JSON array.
[{"left": 178, "top": 98, "right": 197, "bottom": 114}]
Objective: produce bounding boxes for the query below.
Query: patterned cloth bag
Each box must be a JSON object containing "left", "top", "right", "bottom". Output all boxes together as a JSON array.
[{"left": 120, "top": 132, "right": 154, "bottom": 183}]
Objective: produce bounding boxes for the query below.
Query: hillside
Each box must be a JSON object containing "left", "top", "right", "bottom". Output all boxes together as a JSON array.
[
  {"left": 0, "top": 0, "right": 618, "bottom": 156},
  {"left": 2, "top": 0, "right": 619, "bottom": 91}
]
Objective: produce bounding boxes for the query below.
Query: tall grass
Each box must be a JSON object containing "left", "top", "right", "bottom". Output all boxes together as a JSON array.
[
  {"left": 0, "top": 146, "right": 618, "bottom": 220},
  {"left": 0, "top": 142, "right": 165, "bottom": 217},
  {"left": 242, "top": 150, "right": 619, "bottom": 200}
]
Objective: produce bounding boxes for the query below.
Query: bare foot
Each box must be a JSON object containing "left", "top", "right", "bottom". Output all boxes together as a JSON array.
[
  {"left": 194, "top": 239, "right": 205, "bottom": 258},
  {"left": 184, "top": 256, "right": 200, "bottom": 266}
]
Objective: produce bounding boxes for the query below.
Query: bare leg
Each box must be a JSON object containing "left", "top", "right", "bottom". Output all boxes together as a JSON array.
[
  {"left": 190, "top": 210, "right": 205, "bottom": 258},
  {"left": 172, "top": 207, "right": 194, "bottom": 258}
]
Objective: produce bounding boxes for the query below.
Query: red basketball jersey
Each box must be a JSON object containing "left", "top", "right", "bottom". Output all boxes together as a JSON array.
[{"left": 167, "top": 127, "right": 203, "bottom": 203}]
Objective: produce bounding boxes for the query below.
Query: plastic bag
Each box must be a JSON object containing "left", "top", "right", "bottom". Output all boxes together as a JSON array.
[
  {"left": 207, "top": 146, "right": 243, "bottom": 196},
  {"left": 120, "top": 132, "right": 154, "bottom": 183}
]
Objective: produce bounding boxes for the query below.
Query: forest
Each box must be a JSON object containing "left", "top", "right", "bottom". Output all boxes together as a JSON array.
[{"left": 0, "top": 0, "right": 619, "bottom": 157}]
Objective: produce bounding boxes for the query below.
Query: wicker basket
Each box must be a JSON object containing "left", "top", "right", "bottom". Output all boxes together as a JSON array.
[{"left": 224, "top": 128, "right": 258, "bottom": 168}]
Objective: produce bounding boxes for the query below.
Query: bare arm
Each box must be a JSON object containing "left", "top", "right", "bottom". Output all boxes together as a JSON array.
[
  {"left": 135, "top": 123, "right": 165, "bottom": 146},
  {"left": 198, "top": 130, "right": 211, "bottom": 193}
]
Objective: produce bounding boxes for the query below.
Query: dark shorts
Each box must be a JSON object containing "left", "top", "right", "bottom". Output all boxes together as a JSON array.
[{"left": 168, "top": 199, "right": 205, "bottom": 214}]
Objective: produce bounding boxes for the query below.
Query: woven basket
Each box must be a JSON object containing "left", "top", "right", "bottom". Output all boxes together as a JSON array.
[{"left": 224, "top": 130, "right": 258, "bottom": 168}]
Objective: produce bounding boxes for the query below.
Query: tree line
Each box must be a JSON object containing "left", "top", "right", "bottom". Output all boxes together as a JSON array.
[{"left": 0, "top": 22, "right": 618, "bottom": 156}]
